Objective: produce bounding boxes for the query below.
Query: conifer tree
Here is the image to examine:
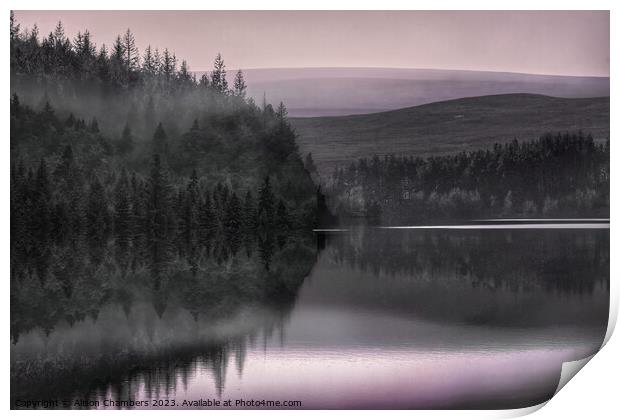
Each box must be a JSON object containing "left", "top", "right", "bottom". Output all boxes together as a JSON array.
[
  {"left": 184, "top": 169, "right": 199, "bottom": 231},
  {"left": 178, "top": 60, "right": 193, "bottom": 85},
  {"left": 183, "top": 119, "right": 201, "bottom": 152},
  {"left": 258, "top": 176, "right": 275, "bottom": 227},
  {"left": 242, "top": 191, "right": 257, "bottom": 230},
  {"left": 118, "top": 123, "right": 134, "bottom": 155},
  {"left": 161, "top": 48, "right": 176, "bottom": 80},
  {"left": 199, "top": 73, "right": 210, "bottom": 88},
  {"left": 86, "top": 177, "right": 109, "bottom": 235},
  {"left": 233, "top": 70, "right": 247, "bottom": 98},
  {"left": 114, "top": 169, "right": 132, "bottom": 234},
  {"left": 122, "top": 29, "right": 139, "bottom": 75},
  {"left": 152, "top": 122, "right": 168, "bottom": 155},
  {"left": 34, "top": 158, "right": 51, "bottom": 234},
  {"left": 142, "top": 45, "right": 157, "bottom": 76},
  {"left": 200, "top": 190, "right": 217, "bottom": 234},
  {"left": 276, "top": 102, "right": 288, "bottom": 121},
  {"left": 55, "top": 145, "right": 79, "bottom": 193},
  {"left": 147, "top": 154, "right": 172, "bottom": 234},
  {"left": 10, "top": 11, "right": 20, "bottom": 42},
  {"left": 224, "top": 192, "right": 242, "bottom": 233},
  {"left": 210, "top": 53, "right": 228, "bottom": 93},
  {"left": 130, "top": 172, "right": 144, "bottom": 225}
]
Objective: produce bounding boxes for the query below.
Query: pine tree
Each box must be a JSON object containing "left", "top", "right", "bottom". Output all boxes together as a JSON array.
[
  {"left": 34, "top": 158, "right": 51, "bottom": 235},
  {"left": 258, "top": 176, "right": 275, "bottom": 227},
  {"left": 109, "top": 35, "right": 126, "bottom": 85},
  {"left": 233, "top": 70, "right": 246, "bottom": 98},
  {"left": 86, "top": 177, "right": 109, "bottom": 235},
  {"left": 161, "top": 48, "right": 176, "bottom": 81},
  {"left": 199, "top": 73, "right": 209, "bottom": 88},
  {"left": 242, "top": 191, "right": 257, "bottom": 230},
  {"left": 10, "top": 11, "right": 20, "bottom": 42},
  {"left": 143, "top": 95, "right": 156, "bottom": 133},
  {"left": 200, "top": 190, "right": 217, "bottom": 234},
  {"left": 96, "top": 44, "right": 110, "bottom": 81},
  {"left": 210, "top": 53, "right": 228, "bottom": 93},
  {"left": 142, "top": 45, "right": 157, "bottom": 76},
  {"left": 152, "top": 122, "right": 168, "bottom": 155},
  {"left": 183, "top": 119, "right": 201, "bottom": 152},
  {"left": 114, "top": 169, "right": 132, "bottom": 234},
  {"left": 52, "top": 21, "right": 65, "bottom": 47},
  {"left": 111, "top": 36, "right": 124, "bottom": 61},
  {"left": 276, "top": 102, "right": 288, "bottom": 121},
  {"left": 130, "top": 172, "right": 144, "bottom": 225},
  {"left": 81, "top": 30, "right": 96, "bottom": 56},
  {"left": 118, "top": 123, "right": 134, "bottom": 155},
  {"left": 54, "top": 145, "right": 79, "bottom": 193},
  {"left": 224, "top": 192, "right": 242, "bottom": 233},
  {"left": 178, "top": 59, "right": 192, "bottom": 85},
  {"left": 147, "top": 154, "right": 172, "bottom": 235},
  {"left": 184, "top": 169, "right": 199, "bottom": 231},
  {"left": 122, "top": 29, "right": 139, "bottom": 75},
  {"left": 151, "top": 48, "right": 162, "bottom": 74}
]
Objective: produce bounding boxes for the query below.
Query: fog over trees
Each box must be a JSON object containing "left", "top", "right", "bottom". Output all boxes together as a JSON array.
[
  {"left": 10, "top": 12, "right": 324, "bottom": 243},
  {"left": 10, "top": 12, "right": 609, "bottom": 231}
]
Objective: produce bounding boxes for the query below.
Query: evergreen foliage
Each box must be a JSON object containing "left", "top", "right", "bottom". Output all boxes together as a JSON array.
[
  {"left": 10, "top": 14, "right": 320, "bottom": 241},
  {"left": 330, "top": 133, "right": 609, "bottom": 222}
]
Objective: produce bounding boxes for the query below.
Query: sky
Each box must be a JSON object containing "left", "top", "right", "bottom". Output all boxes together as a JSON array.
[{"left": 13, "top": 10, "right": 610, "bottom": 77}]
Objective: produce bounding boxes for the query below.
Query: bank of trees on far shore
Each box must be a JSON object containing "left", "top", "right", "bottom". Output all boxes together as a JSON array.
[{"left": 329, "top": 132, "right": 610, "bottom": 222}]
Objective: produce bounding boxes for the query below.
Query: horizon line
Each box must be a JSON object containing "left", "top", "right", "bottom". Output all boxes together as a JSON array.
[{"left": 189, "top": 66, "right": 610, "bottom": 79}]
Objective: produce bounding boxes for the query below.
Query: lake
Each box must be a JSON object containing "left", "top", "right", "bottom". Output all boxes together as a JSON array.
[{"left": 10, "top": 224, "right": 609, "bottom": 409}]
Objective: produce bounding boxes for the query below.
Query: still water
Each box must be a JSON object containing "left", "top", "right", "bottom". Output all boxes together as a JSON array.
[{"left": 11, "top": 225, "right": 609, "bottom": 409}]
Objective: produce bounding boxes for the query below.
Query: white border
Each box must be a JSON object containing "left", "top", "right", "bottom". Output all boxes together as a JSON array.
[{"left": 3, "top": 2, "right": 617, "bottom": 420}]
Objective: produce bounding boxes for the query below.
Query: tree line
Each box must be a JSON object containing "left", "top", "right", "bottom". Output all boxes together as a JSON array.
[
  {"left": 11, "top": 143, "right": 314, "bottom": 246},
  {"left": 10, "top": 13, "right": 327, "bottom": 240},
  {"left": 10, "top": 11, "right": 244, "bottom": 95},
  {"left": 329, "top": 132, "right": 609, "bottom": 222}
]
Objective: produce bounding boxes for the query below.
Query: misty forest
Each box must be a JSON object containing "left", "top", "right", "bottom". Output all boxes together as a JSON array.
[
  {"left": 10, "top": 13, "right": 324, "bottom": 248},
  {"left": 9, "top": 11, "right": 610, "bottom": 410},
  {"left": 10, "top": 13, "right": 610, "bottom": 234}
]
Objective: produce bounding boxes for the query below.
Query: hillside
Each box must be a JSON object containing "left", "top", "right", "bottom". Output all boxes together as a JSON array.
[
  {"left": 10, "top": 16, "right": 321, "bottom": 239},
  {"left": 237, "top": 68, "right": 609, "bottom": 117},
  {"left": 291, "top": 94, "right": 610, "bottom": 175}
]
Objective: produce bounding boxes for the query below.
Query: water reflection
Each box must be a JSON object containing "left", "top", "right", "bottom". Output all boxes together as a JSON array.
[{"left": 11, "top": 227, "right": 609, "bottom": 409}]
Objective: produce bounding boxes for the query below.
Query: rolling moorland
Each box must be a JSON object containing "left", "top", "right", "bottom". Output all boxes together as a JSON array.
[
  {"left": 291, "top": 93, "right": 610, "bottom": 175},
  {"left": 227, "top": 68, "right": 610, "bottom": 117}
]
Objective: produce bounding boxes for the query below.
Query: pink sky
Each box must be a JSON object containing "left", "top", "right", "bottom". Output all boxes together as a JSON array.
[{"left": 13, "top": 11, "right": 610, "bottom": 77}]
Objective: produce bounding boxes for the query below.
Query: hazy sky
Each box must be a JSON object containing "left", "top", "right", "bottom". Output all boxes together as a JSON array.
[{"left": 14, "top": 11, "right": 610, "bottom": 77}]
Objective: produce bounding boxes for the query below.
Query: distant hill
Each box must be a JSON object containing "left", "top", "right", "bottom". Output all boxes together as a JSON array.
[
  {"left": 226, "top": 68, "right": 610, "bottom": 117},
  {"left": 290, "top": 94, "right": 610, "bottom": 175}
]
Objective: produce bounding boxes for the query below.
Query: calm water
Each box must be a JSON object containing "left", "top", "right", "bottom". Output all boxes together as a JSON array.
[{"left": 11, "top": 225, "right": 609, "bottom": 409}]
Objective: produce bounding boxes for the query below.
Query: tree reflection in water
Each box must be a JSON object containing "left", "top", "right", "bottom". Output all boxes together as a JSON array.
[{"left": 10, "top": 227, "right": 609, "bottom": 409}]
